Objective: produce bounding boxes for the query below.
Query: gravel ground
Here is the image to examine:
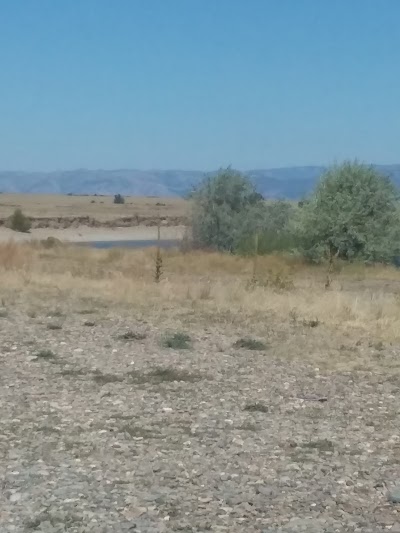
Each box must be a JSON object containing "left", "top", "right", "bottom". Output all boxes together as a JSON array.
[{"left": 1, "top": 305, "right": 400, "bottom": 532}]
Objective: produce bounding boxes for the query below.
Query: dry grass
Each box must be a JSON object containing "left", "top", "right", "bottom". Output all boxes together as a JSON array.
[
  {"left": 1, "top": 241, "right": 400, "bottom": 344},
  {"left": 0, "top": 193, "right": 189, "bottom": 222}
]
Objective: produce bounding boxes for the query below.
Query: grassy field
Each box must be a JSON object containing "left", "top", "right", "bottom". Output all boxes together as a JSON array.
[
  {"left": 2, "top": 242, "right": 400, "bottom": 531},
  {"left": 0, "top": 193, "right": 189, "bottom": 223},
  {"left": 2, "top": 241, "right": 400, "bottom": 356}
]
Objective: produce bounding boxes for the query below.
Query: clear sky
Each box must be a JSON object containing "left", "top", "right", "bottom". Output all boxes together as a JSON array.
[{"left": 0, "top": 0, "right": 399, "bottom": 171}]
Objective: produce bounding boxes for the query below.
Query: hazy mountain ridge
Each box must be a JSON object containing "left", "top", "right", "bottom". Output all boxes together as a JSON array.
[{"left": 1, "top": 165, "right": 400, "bottom": 199}]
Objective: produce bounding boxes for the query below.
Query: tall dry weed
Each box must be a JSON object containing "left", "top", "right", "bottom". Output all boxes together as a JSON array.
[
  {"left": 1, "top": 242, "right": 400, "bottom": 340},
  {"left": 0, "top": 241, "right": 33, "bottom": 270}
]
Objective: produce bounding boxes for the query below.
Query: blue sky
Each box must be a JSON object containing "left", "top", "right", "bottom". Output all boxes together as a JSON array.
[{"left": 0, "top": 0, "right": 399, "bottom": 171}]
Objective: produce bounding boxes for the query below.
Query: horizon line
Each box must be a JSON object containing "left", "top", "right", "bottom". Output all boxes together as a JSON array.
[{"left": 1, "top": 162, "right": 400, "bottom": 174}]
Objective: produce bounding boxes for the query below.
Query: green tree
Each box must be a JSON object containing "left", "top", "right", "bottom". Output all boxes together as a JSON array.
[
  {"left": 296, "top": 161, "right": 400, "bottom": 262},
  {"left": 191, "top": 168, "right": 266, "bottom": 251}
]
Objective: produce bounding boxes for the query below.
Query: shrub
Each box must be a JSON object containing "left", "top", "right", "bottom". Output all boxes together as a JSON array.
[
  {"left": 92, "top": 372, "right": 124, "bottom": 385},
  {"left": 9, "top": 209, "right": 31, "bottom": 233},
  {"left": 47, "top": 323, "right": 62, "bottom": 330},
  {"left": 244, "top": 402, "right": 269, "bottom": 413},
  {"left": 118, "top": 330, "right": 146, "bottom": 341},
  {"left": 233, "top": 338, "right": 267, "bottom": 351},
  {"left": 41, "top": 236, "right": 63, "bottom": 249},
  {"left": 36, "top": 349, "right": 56, "bottom": 359},
  {"left": 147, "top": 367, "right": 201, "bottom": 382},
  {"left": 114, "top": 194, "right": 125, "bottom": 204},
  {"left": 190, "top": 169, "right": 297, "bottom": 255},
  {"left": 162, "top": 332, "right": 192, "bottom": 350},
  {"left": 296, "top": 161, "right": 400, "bottom": 263}
]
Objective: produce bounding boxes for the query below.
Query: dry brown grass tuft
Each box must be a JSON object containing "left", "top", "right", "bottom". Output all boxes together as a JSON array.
[{"left": 1, "top": 242, "right": 400, "bottom": 341}]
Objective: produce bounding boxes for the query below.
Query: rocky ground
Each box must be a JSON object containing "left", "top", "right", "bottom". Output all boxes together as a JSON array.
[{"left": 1, "top": 304, "right": 400, "bottom": 532}]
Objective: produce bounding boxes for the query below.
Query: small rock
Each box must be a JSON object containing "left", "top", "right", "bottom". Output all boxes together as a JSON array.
[
  {"left": 255, "top": 485, "right": 276, "bottom": 497},
  {"left": 122, "top": 507, "right": 147, "bottom": 519},
  {"left": 198, "top": 496, "right": 212, "bottom": 503},
  {"left": 388, "top": 487, "right": 400, "bottom": 503},
  {"left": 9, "top": 492, "right": 22, "bottom": 503}
]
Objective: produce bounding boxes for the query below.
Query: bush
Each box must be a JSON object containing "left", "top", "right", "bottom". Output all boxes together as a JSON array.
[
  {"left": 114, "top": 194, "right": 125, "bottom": 204},
  {"left": 296, "top": 161, "right": 400, "bottom": 263},
  {"left": 190, "top": 170, "right": 297, "bottom": 254},
  {"left": 41, "top": 236, "right": 63, "bottom": 249},
  {"left": 9, "top": 209, "right": 31, "bottom": 233},
  {"left": 233, "top": 338, "right": 268, "bottom": 350},
  {"left": 35, "top": 349, "right": 56, "bottom": 359},
  {"left": 162, "top": 332, "right": 192, "bottom": 350},
  {"left": 190, "top": 168, "right": 266, "bottom": 252}
]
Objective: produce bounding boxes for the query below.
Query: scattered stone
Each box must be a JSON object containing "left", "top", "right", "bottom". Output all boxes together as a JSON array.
[
  {"left": 388, "top": 487, "right": 400, "bottom": 504},
  {"left": 1, "top": 307, "right": 399, "bottom": 532}
]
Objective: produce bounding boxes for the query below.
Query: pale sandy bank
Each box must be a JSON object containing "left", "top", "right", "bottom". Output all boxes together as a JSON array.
[{"left": 0, "top": 225, "right": 185, "bottom": 243}]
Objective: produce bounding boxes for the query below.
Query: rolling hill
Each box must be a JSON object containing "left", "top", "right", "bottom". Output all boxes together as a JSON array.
[{"left": 0, "top": 165, "right": 399, "bottom": 199}]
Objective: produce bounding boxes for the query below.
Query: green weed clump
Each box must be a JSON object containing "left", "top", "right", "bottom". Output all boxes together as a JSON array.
[
  {"left": 162, "top": 332, "right": 192, "bottom": 350},
  {"left": 36, "top": 349, "right": 56, "bottom": 360},
  {"left": 233, "top": 338, "right": 267, "bottom": 351}
]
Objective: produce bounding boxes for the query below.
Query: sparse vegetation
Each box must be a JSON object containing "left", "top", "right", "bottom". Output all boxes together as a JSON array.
[
  {"left": 49, "top": 309, "right": 64, "bottom": 318},
  {"left": 41, "top": 236, "right": 63, "bottom": 249},
  {"left": 247, "top": 267, "right": 294, "bottom": 291},
  {"left": 154, "top": 223, "right": 163, "bottom": 282},
  {"left": 8, "top": 208, "right": 31, "bottom": 233},
  {"left": 301, "top": 439, "right": 335, "bottom": 452},
  {"left": 2, "top": 238, "right": 400, "bottom": 531},
  {"left": 154, "top": 248, "right": 163, "bottom": 282},
  {"left": 127, "top": 366, "right": 204, "bottom": 384},
  {"left": 147, "top": 367, "right": 202, "bottom": 383},
  {"left": 92, "top": 372, "right": 124, "bottom": 385},
  {"left": 233, "top": 338, "right": 267, "bottom": 351},
  {"left": 113, "top": 194, "right": 125, "bottom": 204},
  {"left": 1, "top": 241, "right": 400, "bottom": 342},
  {"left": 244, "top": 402, "right": 269, "bottom": 413},
  {"left": 121, "top": 424, "right": 161, "bottom": 439},
  {"left": 118, "top": 330, "right": 146, "bottom": 341},
  {"left": 302, "top": 318, "right": 320, "bottom": 328},
  {"left": 59, "top": 368, "right": 87, "bottom": 377},
  {"left": 162, "top": 332, "right": 192, "bottom": 350},
  {"left": 35, "top": 349, "right": 56, "bottom": 360},
  {"left": 47, "top": 323, "right": 63, "bottom": 330}
]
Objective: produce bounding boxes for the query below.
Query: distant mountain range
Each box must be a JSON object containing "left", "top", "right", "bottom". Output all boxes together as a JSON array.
[{"left": 1, "top": 165, "right": 400, "bottom": 199}]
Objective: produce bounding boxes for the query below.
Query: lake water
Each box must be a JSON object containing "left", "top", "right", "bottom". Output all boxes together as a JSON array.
[{"left": 78, "top": 239, "right": 180, "bottom": 250}]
